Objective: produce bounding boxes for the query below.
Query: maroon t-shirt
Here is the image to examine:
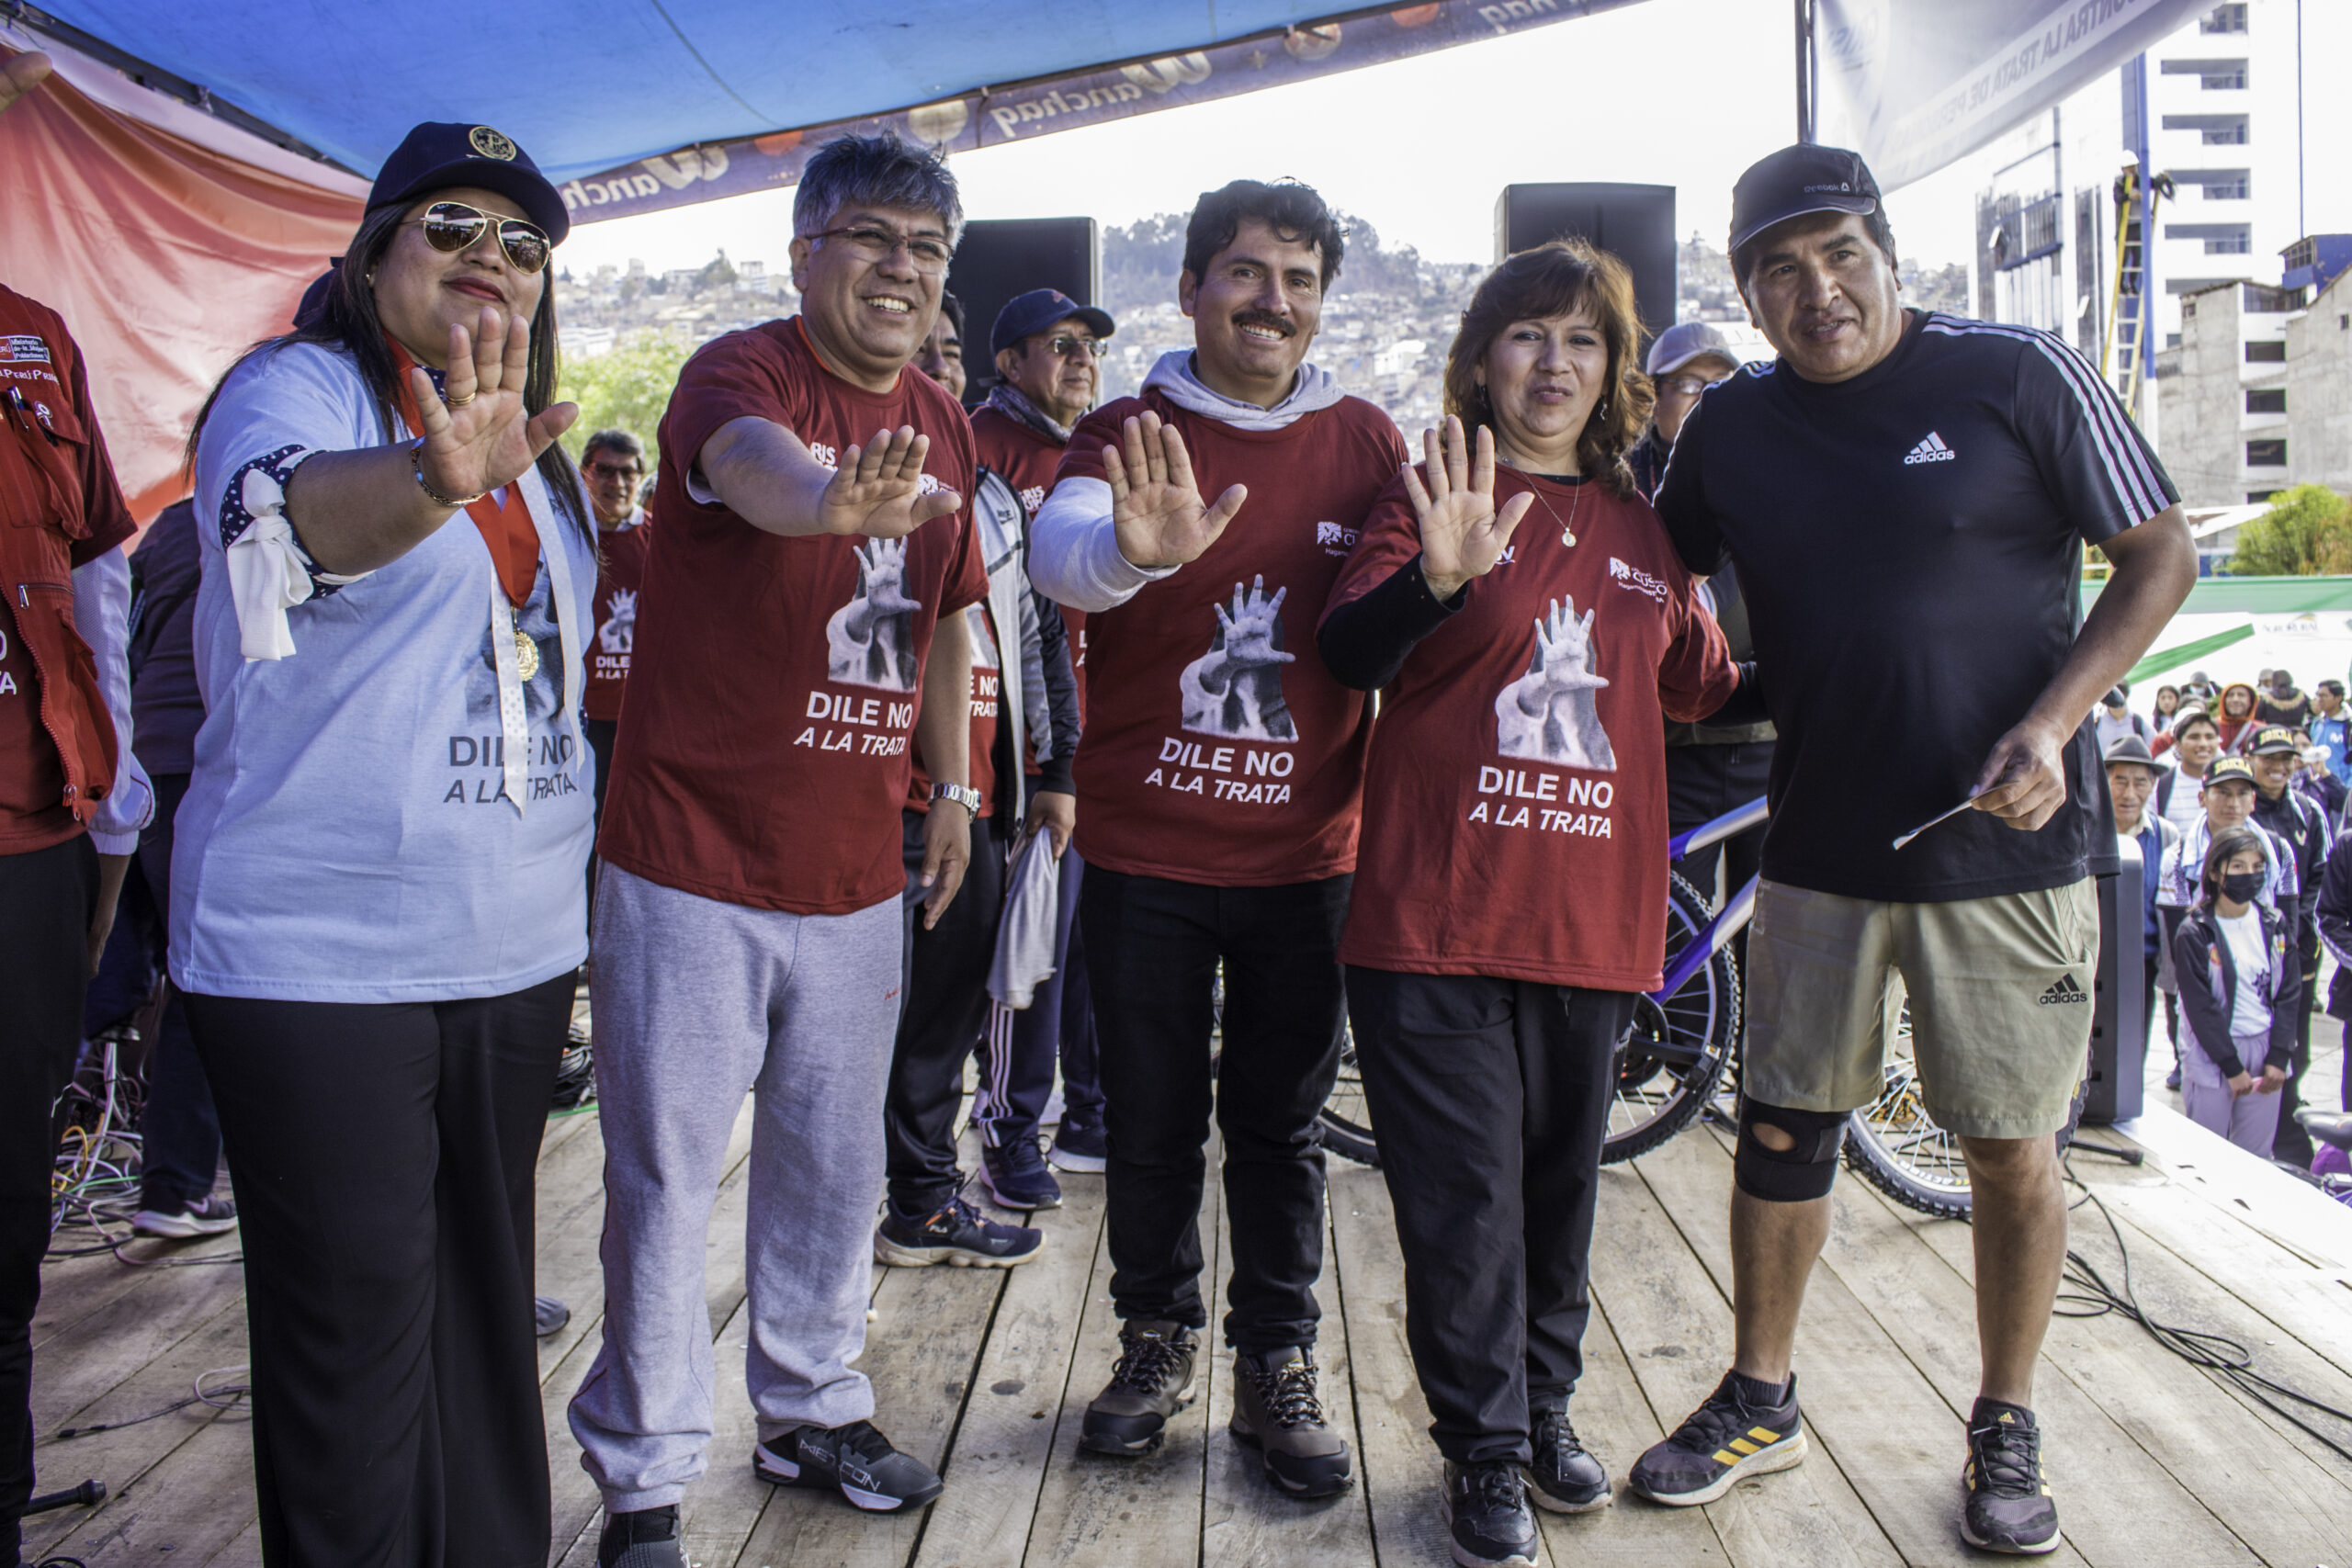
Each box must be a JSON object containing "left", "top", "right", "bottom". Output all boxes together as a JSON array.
[
  {"left": 1054, "top": 389, "right": 1408, "bottom": 886},
  {"left": 905, "top": 601, "right": 1001, "bottom": 818},
  {"left": 1326, "top": 468, "right": 1736, "bottom": 990},
  {"left": 973, "top": 403, "right": 1087, "bottom": 715},
  {"left": 0, "top": 288, "right": 135, "bottom": 853},
  {"left": 583, "top": 516, "right": 651, "bottom": 723},
  {"left": 598, "top": 318, "right": 988, "bottom": 915}
]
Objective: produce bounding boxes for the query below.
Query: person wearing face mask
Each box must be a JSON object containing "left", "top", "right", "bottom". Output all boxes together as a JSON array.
[
  {"left": 2173, "top": 826, "right": 2297, "bottom": 1154},
  {"left": 1638, "top": 143, "right": 2194, "bottom": 1557},
  {"left": 573, "top": 133, "right": 987, "bottom": 1563},
  {"left": 1317, "top": 240, "right": 1753, "bottom": 1568},
  {"left": 1029, "top": 177, "right": 1408, "bottom": 1500},
  {"left": 2244, "top": 726, "right": 2333, "bottom": 1166},
  {"left": 181, "top": 119, "right": 594, "bottom": 1566}
]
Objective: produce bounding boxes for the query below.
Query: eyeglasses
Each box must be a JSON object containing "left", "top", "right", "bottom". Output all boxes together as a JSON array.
[
  {"left": 1655, "top": 374, "right": 1728, "bottom": 398},
  {"left": 803, "top": 224, "right": 954, "bottom": 273},
  {"left": 408, "top": 201, "right": 552, "bottom": 274},
  {"left": 585, "top": 460, "right": 642, "bottom": 480},
  {"left": 1042, "top": 335, "right": 1106, "bottom": 360}
]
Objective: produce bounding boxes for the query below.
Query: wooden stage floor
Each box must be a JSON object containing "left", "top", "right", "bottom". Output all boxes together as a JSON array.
[{"left": 27, "top": 1034, "right": 2352, "bottom": 1566}]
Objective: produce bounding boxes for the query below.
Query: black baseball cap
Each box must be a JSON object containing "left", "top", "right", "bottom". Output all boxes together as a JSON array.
[
  {"left": 990, "top": 288, "right": 1114, "bottom": 357},
  {"left": 368, "top": 121, "right": 570, "bottom": 245},
  {"left": 2204, "top": 754, "right": 2257, "bottom": 788},
  {"left": 2249, "top": 725, "right": 2302, "bottom": 756},
  {"left": 1729, "top": 143, "right": 1882, "bottom": 254}
]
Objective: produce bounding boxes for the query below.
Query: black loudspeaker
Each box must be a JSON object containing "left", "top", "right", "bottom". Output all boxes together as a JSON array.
[
  {"left": 2083, "top": 863, "right": 2143, "bottom": 1124},
  {"left": 945, "top": 217, "right": 1102, "bottom": 409},
  {"left": 1496, "top": 184, "right": 1677, "bottom": 340}
]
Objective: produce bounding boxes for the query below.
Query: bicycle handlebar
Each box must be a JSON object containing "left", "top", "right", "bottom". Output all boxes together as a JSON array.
[{"left": 1668, "top": 795, "right": 1768, "bottom": 863}]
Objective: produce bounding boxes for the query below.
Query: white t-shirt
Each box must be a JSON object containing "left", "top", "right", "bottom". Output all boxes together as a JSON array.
[
  {"left": 174, "top": 342, "right": 597, "bottom": 1003},
  {"left": 2160, "top": 760, "right": 2207, "bottom": 834},
  {"left": 2216, "top": 907, "right": 2272, "bottom": 1042}
]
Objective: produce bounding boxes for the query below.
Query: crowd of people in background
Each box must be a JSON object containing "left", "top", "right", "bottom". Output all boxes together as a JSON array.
[{"left": 6, "top": 48, "right": 2229, "bottom": 1568}]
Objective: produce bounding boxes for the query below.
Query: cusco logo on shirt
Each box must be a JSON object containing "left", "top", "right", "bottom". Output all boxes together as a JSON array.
[{"left": 0, "top": 335, "right": 51, "bottom": 365}]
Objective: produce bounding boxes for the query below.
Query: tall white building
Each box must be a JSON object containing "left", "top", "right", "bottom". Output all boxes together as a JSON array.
[{"left": 1966, "top": 0, "right": 2311, "bottom": 427}]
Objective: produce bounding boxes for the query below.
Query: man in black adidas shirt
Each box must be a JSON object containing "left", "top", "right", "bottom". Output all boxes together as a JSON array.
[{"left": 1628, "top": 144, "right": 2195, "bottom": 1557}]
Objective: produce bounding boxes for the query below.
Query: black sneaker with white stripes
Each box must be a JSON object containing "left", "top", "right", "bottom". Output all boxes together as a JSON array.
[{"left": 752, "top": 1420, "right": 943, "bottom": 1512}]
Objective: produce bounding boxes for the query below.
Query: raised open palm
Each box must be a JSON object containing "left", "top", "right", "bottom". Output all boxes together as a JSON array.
[
  {"left": 409, "top": 307, "right": 577, "bottom": 501},
  {"left": 1408, "top": 416, "right": 1533, "bottom": 601},
  {"left": 1107, "top": 411, "right": 1248, "bottom": 570},
  {"left": 819, "top": 426, "right": 963, "bottom": 539}
]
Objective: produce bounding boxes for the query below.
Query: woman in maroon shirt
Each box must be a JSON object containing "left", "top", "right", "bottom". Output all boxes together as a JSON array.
[{"left": 1318, "top": 241, "right": 1748, "bottom": 1568}]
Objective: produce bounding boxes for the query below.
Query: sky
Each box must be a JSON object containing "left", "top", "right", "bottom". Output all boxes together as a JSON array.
[{"left": 551, "top": 0, "right": 2352, "bottom": 284}]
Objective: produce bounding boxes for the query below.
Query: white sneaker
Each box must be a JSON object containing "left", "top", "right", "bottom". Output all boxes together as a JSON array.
[{"left": 131, "top": 1194, "right": 239, "bottom": 1238}]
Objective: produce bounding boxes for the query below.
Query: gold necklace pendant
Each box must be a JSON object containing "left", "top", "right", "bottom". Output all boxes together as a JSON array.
[{"left": 514, "top": 628, "right": 541, "bottom": 682}]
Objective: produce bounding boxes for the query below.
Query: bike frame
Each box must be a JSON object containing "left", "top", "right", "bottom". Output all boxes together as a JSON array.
[{"left": 1649, "top": 795, "right": 1768, "bottom": 1001}]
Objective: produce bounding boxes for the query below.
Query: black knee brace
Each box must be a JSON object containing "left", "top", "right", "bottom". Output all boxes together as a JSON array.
[{"left": 1734, "top": 1100, "right": 1848, "bottom": 1201}]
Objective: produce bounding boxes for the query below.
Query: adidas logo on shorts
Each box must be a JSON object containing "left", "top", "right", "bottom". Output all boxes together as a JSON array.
[
  {"left": 2036, "top": 975, "right": 2088, "bottom": 1006},
  {"left": 1903, "top": 432, "right": 1957, "bottom": 465}
]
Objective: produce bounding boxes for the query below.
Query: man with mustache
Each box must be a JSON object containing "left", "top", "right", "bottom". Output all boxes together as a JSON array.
[
  {"left": 1633, "top": 144, "right": 2195, "bottom": 1556},
  {"left": 1030, "top": 178, "right": 1406, "bottom": 1499}
]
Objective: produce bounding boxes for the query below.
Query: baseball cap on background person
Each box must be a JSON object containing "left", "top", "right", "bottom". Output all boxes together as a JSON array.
[
  {"left": 990, "top": 288, "right": 1115, "bottom": 357},
  {"left": 367, "top": 121, "right": 571, "bottom": 245},
  {"left": 1646, "top": 321, "right": 1739, "bottom": 379},
  {"left": 2204, "top": 754, "right": 2258, "bottom": 787},
  {"left": 2103, "top": 735, "right": 2159, "bottom": 770},
  {"left": 1728, "top": 143, "right": 1881, "bottom": 254},
  {"left": 293, "top": 266, "right": 339, "bottom": 330},
  {"left": 2248, "top": 726, "right": 2302, "bottom": 756}
]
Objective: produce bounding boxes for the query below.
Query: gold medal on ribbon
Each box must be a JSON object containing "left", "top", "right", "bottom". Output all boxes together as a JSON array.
[{"left": 514, "top": 629, "right": 541, "bottom": 682}]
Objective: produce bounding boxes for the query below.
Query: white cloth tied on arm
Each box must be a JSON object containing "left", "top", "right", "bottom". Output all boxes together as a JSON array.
[{"left": 221, "top": 450, "right": 368, "bottom": 660}]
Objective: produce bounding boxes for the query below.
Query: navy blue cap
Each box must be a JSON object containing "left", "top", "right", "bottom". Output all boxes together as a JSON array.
[
  {"left": 990, "top": 288, "right": 1114, "bottom": 358},
  {"left": 1729, "top": 143, "right": 1880, "bottom": 254},
  {"left": 368, "top": 121, "right": 570, "bottom": 245}
]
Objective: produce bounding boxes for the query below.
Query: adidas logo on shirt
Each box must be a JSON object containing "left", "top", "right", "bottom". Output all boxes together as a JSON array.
[
  {"left": 1904, "top": 432, "right": 1957, "bottom": 466},
  {"left": 2035, "top": 975, "right": 2088, "bottom": 1007}
]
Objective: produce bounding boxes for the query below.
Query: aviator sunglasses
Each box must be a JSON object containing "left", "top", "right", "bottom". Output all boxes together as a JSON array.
[{"left": 408, "top": 201, "right": 552, "bottom": 274}]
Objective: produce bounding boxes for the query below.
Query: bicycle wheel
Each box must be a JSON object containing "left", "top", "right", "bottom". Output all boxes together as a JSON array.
[
  {"left": 1315, "top": 1028, "right": 1380, "bottom": 1168},
  {"left": 1602, "top": 872, "right": 1740, "bottom": 1165},
  {"left": 1841, "top": 1007, "right": 2086, "bottom": 1219}
]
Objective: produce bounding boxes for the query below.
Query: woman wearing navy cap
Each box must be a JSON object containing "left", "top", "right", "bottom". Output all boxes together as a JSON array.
[{"left": 180, "top": 120, "right": 592, "bottom": 1565}]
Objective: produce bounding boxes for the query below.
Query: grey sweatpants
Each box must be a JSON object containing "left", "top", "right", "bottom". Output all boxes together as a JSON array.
[{"left": 569, "top": 864, "right": 903, "bottom": 1510}]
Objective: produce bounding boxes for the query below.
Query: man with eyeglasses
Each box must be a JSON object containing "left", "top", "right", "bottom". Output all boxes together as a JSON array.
[
  {"left": 573, "top": 133, "right": 987, "bottom": 1566},
  {"left": 579, "top": 427, "right": 648, "bottom": 869},
  {"left": 1637, "top": 324, "right": 1771, "bottom": 920},
  {"left": 916, "top": 292, "right": 967, "bottom": 401},
  {"left": 967, "top": 288, "right": 1113, "bottom": 1194}
]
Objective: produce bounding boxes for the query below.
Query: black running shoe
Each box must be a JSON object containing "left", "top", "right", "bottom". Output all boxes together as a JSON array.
[
  {"left": 752, "top": 1419, "right": 944, "bottom": 1512},
  {"left": 1961, "top": 1400, "right": 2060, "bottom": 1555},
  {"left": 1442, "top": 1460, "right": 1538, "bottom": 1568},
  {"left": 980, "top": 1135, "right": 1063, "bottom": 1212},
  {"left": 1627, "top": 1370, "right": 1806, "bottom": 1506},
  {"left": 1080, "top": 1320, "right": 1198, "bottom": 1454},
  {"left": 873, "top": 1190, "right": 1043, "bottom": 1269},
  {"left": 596, "top": 1504, "right": 685, "bottom": 1568},
  {"left": 1526, "top": 1405, "right": 1611, "bottom": 1512}
]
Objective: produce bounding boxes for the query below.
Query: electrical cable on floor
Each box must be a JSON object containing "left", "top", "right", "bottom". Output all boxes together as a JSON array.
[
  {"left": 51, "top": 1366, "right": 252, "bottom": 1441},
  {"left": 2058, "top": 1155, "right": 2352, "bottom": 1465}
]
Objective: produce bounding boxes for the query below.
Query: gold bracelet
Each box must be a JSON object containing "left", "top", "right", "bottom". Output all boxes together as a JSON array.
[{"left": 410, "top": 439, "right": 484, "bottom": 509}]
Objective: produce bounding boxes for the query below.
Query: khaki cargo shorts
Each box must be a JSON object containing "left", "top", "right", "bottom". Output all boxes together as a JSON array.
[{"left": 1742, "top": 877, "right": 2098, "bottom": 1140}]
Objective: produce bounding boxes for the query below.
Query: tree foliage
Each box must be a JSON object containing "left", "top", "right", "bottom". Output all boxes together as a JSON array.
[
  {"left": 2229, "top": 484, "right": 2352, "bottom": 577},
  {"left": 559, "top": 331, "right": 695, "bottom": 473}
]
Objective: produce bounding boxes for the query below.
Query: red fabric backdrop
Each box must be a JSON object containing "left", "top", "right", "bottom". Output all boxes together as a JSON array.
[{"left": 0, "top": 46, "right": 363, "bottom": 521}]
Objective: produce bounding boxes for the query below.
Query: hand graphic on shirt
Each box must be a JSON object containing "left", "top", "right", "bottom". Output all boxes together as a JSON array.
[
  {"left": 846, "top": 538, "right": 922, "bottom": 628},
  {"left": 1408, "top": 417, "right": 1535, "bottom": 602},
  {"left": 1496, "top": 596, "right": 1616, "bottom": 771},
  {"left": 818, "top": 426, "right": 963, "bottom": 539},
  {"left": 411, "top": 307, "right": 578, "bottom": 503},
  {"left": 1214, "top": 578, "right": 1296, "bottom": 675},
  {"left": 1106, "top": 411, "right": 1249, "bottom": 570}
]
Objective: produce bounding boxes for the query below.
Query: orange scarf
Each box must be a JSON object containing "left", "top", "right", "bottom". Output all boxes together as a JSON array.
[{"left": 387, "top": 338, "right": 540, "bottom": 606}]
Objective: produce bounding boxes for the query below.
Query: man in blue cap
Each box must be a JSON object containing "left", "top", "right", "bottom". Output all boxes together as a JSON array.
[
  {"left": 1629, "top": 141, "right": 2195, "bottom": 1556},
  {"left": 967, "top": 288, "right": 1110, "bottom": 1199}
]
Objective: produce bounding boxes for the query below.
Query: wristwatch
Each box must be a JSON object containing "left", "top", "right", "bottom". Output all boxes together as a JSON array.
[{"left": 931, "top": 783, "right": 982, "bottom": 817}]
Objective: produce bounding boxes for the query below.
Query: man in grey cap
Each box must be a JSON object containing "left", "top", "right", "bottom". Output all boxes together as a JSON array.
[{"left": 1628, "top": 320, "right": 1740, "bottom": 502}]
